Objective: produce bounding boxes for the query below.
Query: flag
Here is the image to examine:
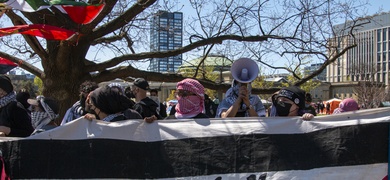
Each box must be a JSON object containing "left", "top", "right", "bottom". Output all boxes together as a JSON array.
[
  {"left": 4, "top": 0, "right": 104, "bottom": 24},
  {"left": 0, "top": 57, "right": 17, "bottom": 74},
  {"left": 56, "top": 4, "right": 105, "bottom": 24},
  {"left": 1, "top": 108, "right": 389, "bottom": 179},
  {"left": 4, "top": 0, "right": 50, "bottom": 12},
  {"left": 0, "top": 24, "right": 76, "bottom": 40}
]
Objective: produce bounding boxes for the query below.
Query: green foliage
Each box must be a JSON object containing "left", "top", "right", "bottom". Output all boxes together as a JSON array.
[
  {"left": 286, "top": 69, "right": 320, "bottom": 93},
  {"left": 33, "top": 76, "right": 43, "bottom": 95}
]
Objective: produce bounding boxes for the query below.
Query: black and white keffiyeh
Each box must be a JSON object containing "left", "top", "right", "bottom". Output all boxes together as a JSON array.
[
  {"left": 31, "top": 96, "right": 59, "bottom": 130},
  {"left": 0, "top": 91, "right": 16, "bottom": 109}
]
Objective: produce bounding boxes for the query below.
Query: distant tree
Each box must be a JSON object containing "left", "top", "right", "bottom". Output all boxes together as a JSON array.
[
  {"left": 352, "top": 64, "right": 388, "bottom": 109},
  {"left": 33, "top": 76, "right": 43, "bottom": 96}
]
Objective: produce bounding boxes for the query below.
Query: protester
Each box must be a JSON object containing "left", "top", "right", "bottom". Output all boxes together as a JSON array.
[
  {"left": 216, "top": 80, "right": 266, "bottom": 118},
  {"left": 61, "top": 81, "right": 98, "bottom": 125},
  {"left": 333, "top": 98, "right": 359, "bottom": 114},
  {"left": 165, "top": 78, "right": 208, "bottom": 119},
  {"left": 0, "top": 75, "right": 33, "bottom": 137},
  {"left": 16, "top": 89, "right": 31, "bottom": 111},
  {"left": 320, "top": 101, "right": 325, "bottom": 114},
  {"left": 129, "top": 78, "right": 162, "bottom": 123},
  {"left": 268, "top": 86, "right": 314, "bottom": 120},
  {"left": 149, "top": 89, "right": 167, "bottom": 118},
  {"left": 204, "top": 94, "right": 217, "bottom": 118},
  {"left": 84, "top": 85, "right": 136, "bottom": 122},
  {"left": 325, "top": 102, "right": 331, "bottom": 115},
  {"left": 302, "top": 93, "right": 317, "bottom": 116},
  {"left": 28, "top": 96, "right": 60, "bottom": 135}
]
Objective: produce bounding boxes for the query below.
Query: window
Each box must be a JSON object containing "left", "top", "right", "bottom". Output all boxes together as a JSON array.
[{"left": 174, "top": 13, "right": 182, "bottom": 19}]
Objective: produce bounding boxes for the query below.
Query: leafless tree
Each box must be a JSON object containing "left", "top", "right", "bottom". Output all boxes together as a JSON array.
[
  {"left": 0, "top": 0, "right": 373, "bottom": 119},
  {"left": 352, "top": 64, "right": 388, "bottom": 109}
]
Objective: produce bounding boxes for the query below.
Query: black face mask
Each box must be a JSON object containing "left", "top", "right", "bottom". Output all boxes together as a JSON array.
[
  {"left": 274, "top": 102, "right": 293, "bottom": 116},
  {"left": 125, "top": 90, "right": 135, "bottom": 99}
]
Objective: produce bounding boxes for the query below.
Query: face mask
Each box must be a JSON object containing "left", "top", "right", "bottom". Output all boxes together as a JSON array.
[
  {"left": 31, "top": 111, "right": 47, "bottom": 128},
  {"left": 149, "top": 96, "right": 159, "bottom": 103},
  {"left": 125, "top": 91, "right": 135, "bottom": 99},
  {"left": 274, "top": 102, "right": 293, "bottom": 116},
  {"left": 176, "top": 96, "right": 202, "bottom": 114}
]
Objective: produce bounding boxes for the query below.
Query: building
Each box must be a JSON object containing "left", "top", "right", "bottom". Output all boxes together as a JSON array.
[
  {"left": 178, "top": 54, "right": 233, "bottom": 83},
  {"left": 304, "top": 63, "right": 326, "bottom": 81},
  {"left": 149, "top": 10, "right": 183, "bottom": 73},
  {"left": 327, "top": 12, "right": 390, "bottom": 100}
]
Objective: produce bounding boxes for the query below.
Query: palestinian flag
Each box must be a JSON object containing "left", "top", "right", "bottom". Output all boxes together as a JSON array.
[
  {"left": 3, "top": 0, "right": 50, "bottom": 12},
  {"left": 0, "top": 24, "right": 76, "bottom": 40},
  {"left": 4, "top": 0, "right": 104, "bottom": 24},
  {"left": 0, "top": 57, "right": 17, "bottom": 74},
  {"left": 55, "top": 3, "right": 105, "bottom": 24},
  {"left": 1, "top": 108, "right": 389, "bottom": 179}
]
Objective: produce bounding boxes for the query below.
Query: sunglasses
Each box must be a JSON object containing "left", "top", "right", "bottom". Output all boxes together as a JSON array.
[
  {"left": 175, "top": 90, "right": 196, "bottom": 97},
  {"left": 274, "top": 97, "right": 294, "bottom": 107}
]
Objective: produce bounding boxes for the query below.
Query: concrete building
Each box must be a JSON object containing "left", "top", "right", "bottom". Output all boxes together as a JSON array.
[
  {"left": 148, "top": 10, "right": 183, "bottom": 73},
  {"left": 326, "top": 12, "right": 390, "bottom": 100}
]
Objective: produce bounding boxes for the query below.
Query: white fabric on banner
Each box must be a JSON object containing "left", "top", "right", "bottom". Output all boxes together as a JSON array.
[{"left": 25, "top": 107, "right": 390, "bottom": 142}]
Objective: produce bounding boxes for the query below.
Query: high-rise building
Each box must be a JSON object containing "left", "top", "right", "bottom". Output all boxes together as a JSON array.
[
  {"left": 326, "top": 12, "right": 390, "bottom": 98},
  {"left": 149, "top": 10, "right": 183, "bottom": 73},
  {"left": 304, "top": 63, "right": 326, "bottom": 81}
]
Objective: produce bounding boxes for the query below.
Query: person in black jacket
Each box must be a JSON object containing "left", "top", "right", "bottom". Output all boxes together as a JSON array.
[
  {"left": 165, "top": 78, "right": 209, "bottom": 119},
  {"left": 85, "top": 85, "right": 139, "bottom": 122},
  {"left": 128, "top": 78, "right": 162, "bottom": 123},
  {"left": 149, "top": 89, "right": 167, "bottom": 118},
  {"left": 0, "top": 75, "right": 33, "bottom": 137}
]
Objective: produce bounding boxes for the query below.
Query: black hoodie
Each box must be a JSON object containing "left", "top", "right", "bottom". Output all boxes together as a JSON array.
[{"left": 133, "top": 97, "right": 162, "bottom": 119}]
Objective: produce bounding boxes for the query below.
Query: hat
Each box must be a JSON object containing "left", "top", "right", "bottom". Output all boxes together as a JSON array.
[
  {"left": 28, "top": 96, "right": 59, "bottom": 114},
  {"left": 273, "top": 86, "right": 306, "bottom": 109},
  {"left": 90, "top": 86, "right": 133, "bottom": 114},
  {"left": 176, "top": 78, "right": 204, "bottom": 99},
  {"left": 133, "top": 78, "right": 150, "bottom": 90},
  {"left": 0, "top": 75, "right": 13, "bottom": 94},
  {"left": 338, "top": 98, "right": 359, "bottom": 112}
]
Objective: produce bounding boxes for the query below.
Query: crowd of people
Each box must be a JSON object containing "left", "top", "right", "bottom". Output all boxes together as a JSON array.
[{"left": 0, "top": 66, "right": 363, "bottom": 138}]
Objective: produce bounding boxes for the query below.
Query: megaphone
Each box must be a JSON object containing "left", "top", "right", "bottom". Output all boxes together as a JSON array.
[{"left": 231, "top": 58, "right": 259, "bottom": 83}]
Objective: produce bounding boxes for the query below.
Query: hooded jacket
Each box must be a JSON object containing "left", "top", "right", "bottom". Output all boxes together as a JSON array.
[{"left": 133, "top": 97, "right": 162, "bottom": 119}]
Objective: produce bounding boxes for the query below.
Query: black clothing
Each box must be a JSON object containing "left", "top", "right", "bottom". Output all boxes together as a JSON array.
[
  {"left": 134, "top": 97, "right": 162, "bottom": 119},
  {"left": 164, "top": 113, "right": 209, "bottom": 119},
  {"left": 0, "top": 101, "right": 34, "bottom": 137},
  {"left": 169, "top": 104, "right": 176, "bottom": 116},
  {"left": 123, "top": 109, "right": 142, "bottom": 119},
  {"left": 204, "top": 101, "right": 217, "bottom": 117},
  {"left": 303, "top": 104, "right": 317, "bottom": 116},
  {"left": 159, "top": 102, "right": 167, "bottom": 118},
  {"left": 110, "top": 114, "right": 128, "bottom": 122}
]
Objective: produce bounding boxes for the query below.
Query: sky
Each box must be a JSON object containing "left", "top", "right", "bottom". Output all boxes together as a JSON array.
[{"left": 6, "top": 0, "right": 390, "bottom": 75}]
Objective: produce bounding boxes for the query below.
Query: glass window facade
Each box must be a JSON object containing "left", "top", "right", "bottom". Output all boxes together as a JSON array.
[{"left": 149, "top": 11, "right": 183, "bottom": 73}]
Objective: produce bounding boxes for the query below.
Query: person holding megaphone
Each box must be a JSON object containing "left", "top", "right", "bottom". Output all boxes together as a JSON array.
[{"left": 216, "top": 58, "right": 266, "bottom": 118}]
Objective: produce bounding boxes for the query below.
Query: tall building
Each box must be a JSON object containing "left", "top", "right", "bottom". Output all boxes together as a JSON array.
[
  {"left": 326, "top": 12, "right": 390, "bottom": 99},
  {"left": 304, "top": 63, "right": 326, "bottom": 81},
  {"left": 149, "top": 10, "right": 183, "bottom": 73}
]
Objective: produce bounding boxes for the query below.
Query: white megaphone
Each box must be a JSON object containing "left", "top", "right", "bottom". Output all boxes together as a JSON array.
[{"left": 231, "top": 58, "right": 259, "bottom": 83}]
